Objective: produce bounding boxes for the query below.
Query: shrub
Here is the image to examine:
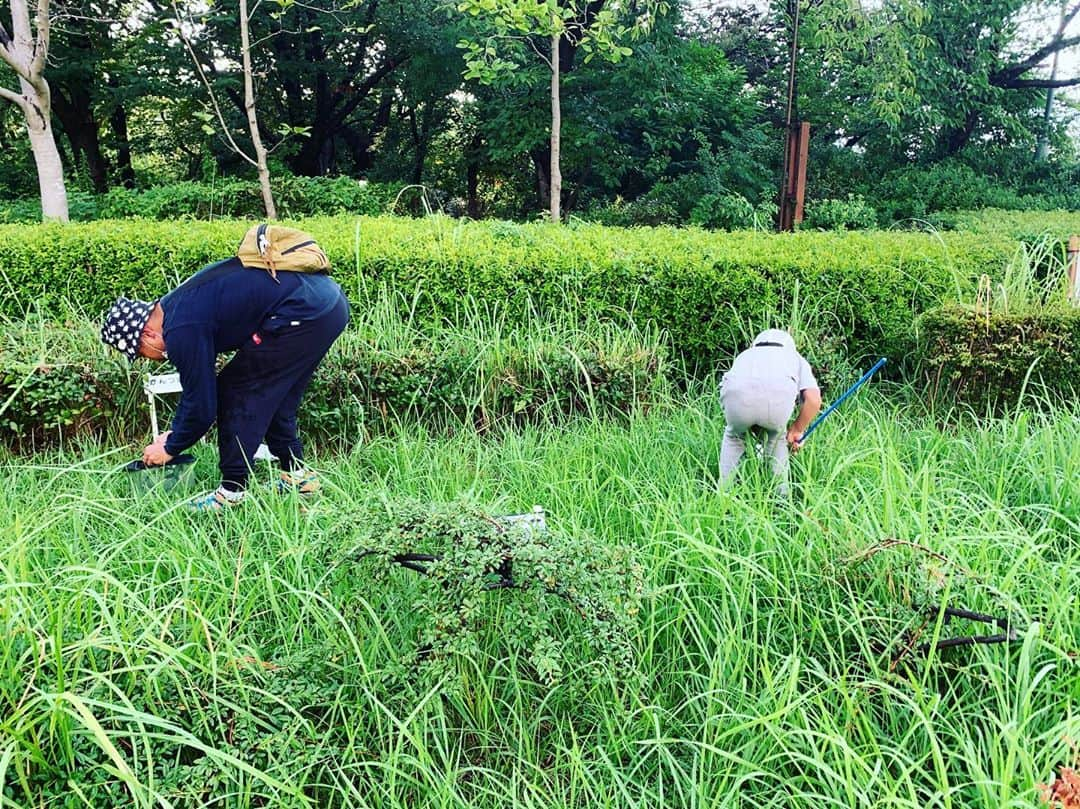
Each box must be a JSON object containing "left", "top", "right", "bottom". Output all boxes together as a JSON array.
[
  {"left": 0, "top": 310, "right": 666, "bottom": 451},
  {"left": 0, "top": 216, "right": 1017, "bottom": 371},
  {"left": 870, "top": 162, "right": 1080, "bottom": 225},
  {"left": 583, "top": 197, "right": 681, "bottom": 227},
  {"left": 322, "top": 499, "right": 645, "bottom": 690},
  {"left": 803, "top": 195, "right": 879, "bottom": 231},
  {"left": 936, "top": 209, "right": 1080, "bottom": 245},
  {"left": 690, "top": 193, "right": 750, "bottom": 230},
  {"left": 0, "top": 177, "right": 403, "bottom": 223},
  {"left": 916, "top": 305, "right": 1080, "bottom": 411},
  {"left": 0, "top": 314, "right": 141, "bottom": 450}
]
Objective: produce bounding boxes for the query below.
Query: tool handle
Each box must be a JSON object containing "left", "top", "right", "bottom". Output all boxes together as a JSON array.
[
  {"left": 799, "top": 357, "right": 887, "bottom": 444},
  {"left": 124, "top": 453, "right": 196, "bottom": 472}
]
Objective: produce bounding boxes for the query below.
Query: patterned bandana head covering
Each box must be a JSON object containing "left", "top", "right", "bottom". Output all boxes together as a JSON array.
[{"left": 100, "top": 297, "right": 155, "bottom": 361}]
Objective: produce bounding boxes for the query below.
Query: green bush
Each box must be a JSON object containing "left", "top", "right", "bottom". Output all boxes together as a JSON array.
[
  {"left": 803, "top": 195, "right": 879, "bottom": 231},
  {"left": 934, "top": 209, "right": 1080, "bottom": 244},
  {"left": 0, "top": 177, "right": 403, "bottom": 223},
  {"left": 917, "top": 305, "right": 1080, "bottom": 411},
  {"left": 0, "top": 216, "right": 1017, "bottom": 371},
  {"left": 583, "top": 197, "right": 681, "bottom": 227},
  {"left": 690, "top": 193, "right": 775, "bottom": 231},
  {"left": 869, "top": 162, "right": 1080, "bottom": 224},
  {"left": 0, "top": 311, "right": 666, "bottom": 451},
  {"left": 323, "top": 499, "right": 644, "bottom": 690}
]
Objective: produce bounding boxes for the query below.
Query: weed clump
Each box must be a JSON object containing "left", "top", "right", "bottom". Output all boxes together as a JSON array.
[{"left": 322, "top": 499, "right": 646, "bottom": 696}]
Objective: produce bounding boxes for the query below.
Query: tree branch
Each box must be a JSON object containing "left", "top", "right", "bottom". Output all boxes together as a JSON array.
[
  {"left": 995, "top": 74, "right": 1080, "bottom": 89},
  {"left": 991, "top": 33, "right": 1080, "bottom": 85},
  {"left": 29, "top": 0, "right": 50, "bottom": 77},
  {"left": 0, "top": 84, "right": 27, "bottom": 109},
  {"left": 171, "top": 2, "right": 257, "bottom": 167},
  {"left": 329, "top": 50, "right": 407, "bottom": 130}
]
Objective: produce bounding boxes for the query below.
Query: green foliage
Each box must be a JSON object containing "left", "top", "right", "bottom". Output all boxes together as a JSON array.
[
  {"left": 0, "top": 178, "right": 403, "bottom": 223},
  {"left": 938, "top": 209, "right": 1080, "bottom": 244},
  {"left": 0, "top": 306, "right": 665, "bottom": 451},
  {"left": 871, "top": 162, "right": 1080, "bottom": 224},
  {"left": 0, "top": 314, "right": 140, "bottom": 450},
  {"left": 803, "top": 195, "right": 880, "bottom": 231},
  {"left": 0, "top": 216, "right": 1015, "bottom": 371},
  {"left": 2, "top": 394, "right": 1079, "bottom": 805},
  {"left": 326, "top": 499, "right": 644, "bottom": 690},
  {"left": 453, "top": 0, "right": 668, "bottom": 85},
  {"left": 689, "top": 192, "right": 774, "bottom": 231},
  {"left": 917, "top": 305, "right": 1080, "bottom": 411},
  {"left": 582, "top": 196, "right": 680, "bottom": 227}
]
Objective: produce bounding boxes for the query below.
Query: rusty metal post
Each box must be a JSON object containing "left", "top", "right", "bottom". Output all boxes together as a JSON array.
[
  {"left": 778, "top": 122, "right": 810, "bottom": 232},
  {"left": 1068, "top": 234, "right": 1080, "bottom": 305}
]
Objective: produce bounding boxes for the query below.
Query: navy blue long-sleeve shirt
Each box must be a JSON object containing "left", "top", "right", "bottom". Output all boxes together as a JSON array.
[{"left": 159, "top": 259, "right": 345, "bottom": 456}]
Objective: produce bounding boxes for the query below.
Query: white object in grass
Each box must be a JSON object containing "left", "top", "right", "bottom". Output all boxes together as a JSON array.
[
  {"left": 144, "top": 372, "right": 276, "bottom": 460},
  {"left": 497, "top": 506, "right": 548, "bottom": 538}
]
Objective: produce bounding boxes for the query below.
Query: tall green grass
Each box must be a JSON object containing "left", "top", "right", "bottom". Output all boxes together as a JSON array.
[{"left": 2, "top": 392, "right": 1078, "bottom": 806}]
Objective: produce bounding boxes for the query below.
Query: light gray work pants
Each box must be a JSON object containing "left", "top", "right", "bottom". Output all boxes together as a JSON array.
[{"left": 720, "top": 379, "right": 797, "bottom": 495}]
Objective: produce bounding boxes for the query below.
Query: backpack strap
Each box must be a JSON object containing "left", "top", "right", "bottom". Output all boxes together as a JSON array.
[{"left": 173, "top": 257, "right": 245, "bottom": 295}]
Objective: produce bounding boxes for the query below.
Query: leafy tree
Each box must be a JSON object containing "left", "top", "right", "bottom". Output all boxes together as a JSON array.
[{"left": 452, "top": 0, "right": 669, "bottom": 221}]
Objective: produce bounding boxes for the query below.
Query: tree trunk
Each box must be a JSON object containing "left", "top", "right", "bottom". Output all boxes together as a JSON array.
[
  {"left": 111, "top": 103, "right": 135, "bottom": 187},
  {"left": 1, "top": 0, "right": 69, "bottom": 221},
  {"left": 549, "top": 32, "right": 562, "bottom": 223},
  {"left": 108, "top": 76, "right": 135, "bottom": 188},
  {"left": 532, "top": 149, "right": 551, "bottom": 215},
  {"left": 23, "top": 79, "right": 68, "bottom": 220},
  {"left": 53, "top": 100, "right": 109, "bottom": 193},
  {"left": 239, "top": 0, "right": 277, "bottom": 219},
  {"left": 941, "top": 110, "right": 979, "bottom": 158},
  {"left": 466, "top": 131, "right": 482, "bottom": 219}
]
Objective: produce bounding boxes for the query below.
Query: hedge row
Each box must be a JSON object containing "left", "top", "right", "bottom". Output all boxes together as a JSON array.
[
  {"left": 934, "top": 209, "right": 1080, "bottom": 243},
  {"left": 0, "top": 216, "right": 1017, "bottom": 370},
  {"left": 917, "top": 305, "right": 1080, "bottom": 411},
  {"left": 0, "top": 316, "right": 665, "bottom": 452},
  {"left": 0, "top": 177, "right": 406, "bottom": 223}
]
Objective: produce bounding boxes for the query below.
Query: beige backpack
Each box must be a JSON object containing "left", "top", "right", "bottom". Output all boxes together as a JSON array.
[{"left": 237, "top": 224, "right": 331, "bottom": 280}]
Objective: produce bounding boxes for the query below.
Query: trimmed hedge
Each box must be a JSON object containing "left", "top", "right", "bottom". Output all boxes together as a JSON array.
[
  {"left": 917, "top": 305, "right": 1080, "bottom": 411},
  {"left": 0, "top": 217, "right": 1016, "bottom": 370},
  {"left": 934, "top": 209, "right": 1080, "bottom": 243},
  {"left": 0, "top": 316, "right": 665, "bottom": 452}
]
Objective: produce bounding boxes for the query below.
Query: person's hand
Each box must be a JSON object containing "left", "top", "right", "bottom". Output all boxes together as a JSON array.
[
  {"left": 151, "top": 430, "right": 172, "bottom": 447},
  {"left": 786, "top": 427, "right": 805, "bottom": 454},
  {"left": 142, "top": 441, "right": 174, "bottom": 467}
]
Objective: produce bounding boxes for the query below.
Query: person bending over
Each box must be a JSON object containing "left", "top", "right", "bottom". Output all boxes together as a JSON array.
[
  {"left": 719, "top": 328, "right": 822, "bottom": 497},
  {"left": 100, "top": 256, "right": 349, "bottom": 511}
]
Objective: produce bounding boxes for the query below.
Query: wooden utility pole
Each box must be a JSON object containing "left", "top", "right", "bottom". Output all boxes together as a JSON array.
[
  {"left": 779, "top": 122, "right": 810, "bottom": 231},
  {"left": 777, "top": 0, "right": 808, "bottom": 232}
]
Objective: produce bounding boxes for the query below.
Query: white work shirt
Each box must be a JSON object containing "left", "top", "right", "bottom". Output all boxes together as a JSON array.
[{"left": 722, "top": 344, "right": 818, "bottom": 394}]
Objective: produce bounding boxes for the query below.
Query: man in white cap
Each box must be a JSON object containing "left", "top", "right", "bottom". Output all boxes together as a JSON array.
[{"left": 719, "top": 328, "right": 822, "bottom": 496}]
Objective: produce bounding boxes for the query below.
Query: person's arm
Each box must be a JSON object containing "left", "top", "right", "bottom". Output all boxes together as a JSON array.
[
  {"left": 161, "top": 325, "right": 218, "bottom": 456},
  {"left": 787, "top": 387, "right": 822, "bottom": 452}
]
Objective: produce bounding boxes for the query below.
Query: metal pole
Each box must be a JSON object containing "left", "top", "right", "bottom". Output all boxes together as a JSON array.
[{"left": 800, "top": 357, "right": 887, "bottom": 443}]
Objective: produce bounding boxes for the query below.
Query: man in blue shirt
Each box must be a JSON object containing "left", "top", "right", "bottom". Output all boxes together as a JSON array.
[{"left": 100, "top": 257, "right": 349, "bottom": 511}]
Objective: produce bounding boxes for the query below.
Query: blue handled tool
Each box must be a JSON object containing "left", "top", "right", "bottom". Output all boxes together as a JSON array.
[{"left": 798, "top": 357, "right": 887, "bottom": 444}]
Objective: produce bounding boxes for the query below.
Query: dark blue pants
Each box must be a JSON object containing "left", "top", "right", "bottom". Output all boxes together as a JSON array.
[{"left": 216, "top": 294, "right": 349, "bottom": 490}]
